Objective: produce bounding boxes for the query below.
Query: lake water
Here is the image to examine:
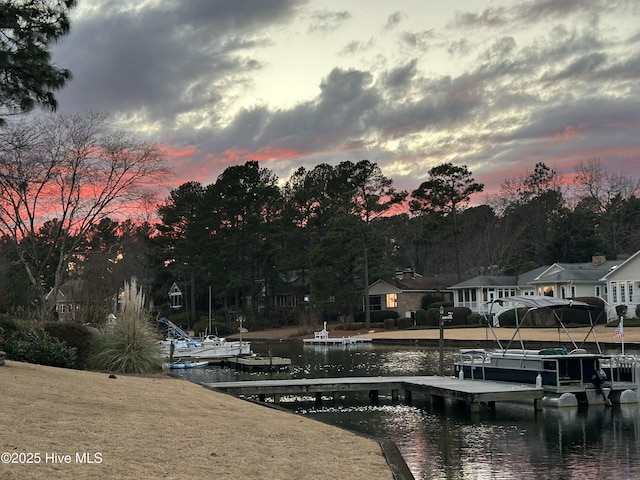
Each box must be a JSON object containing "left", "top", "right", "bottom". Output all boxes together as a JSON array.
[{"left": 176, "top": 340, "right": 640, "bottom": 480}]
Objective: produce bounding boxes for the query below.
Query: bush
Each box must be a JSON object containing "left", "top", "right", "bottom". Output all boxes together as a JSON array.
[
  {"left": 44, "top": 321, "right": 93, "bottom": 367},
  {"left": 467, "top": 313, "right": 483, "bottom": 325},
  {"left": 87, "top": 282, "right": 163, "bottom": 374},
  {"left": 414, "top": 309, "right": 428, "bottom": 326},
  {"left": 354, "top": 310, "right": 399, "bottom": 323},
  {"left": 2, "top": 330, "right": 78, "bottom": 369},
  {"left": 420, "top": 294, "right": 447, "bottom": 310},
  {"left": 447, "top": 307, "right": 472, "bottom": 326},
  {"left": 396, "top": 317, "right": 413, "bottom": 329},
  {"left": 616, "top": 304, "right": 628, "bottom": 318},
  {"left": 383, "top": 318, "right": 396, "bottom": 329},
  {"left": 423, "top": 308, "right": 440, "bottom": 326}
]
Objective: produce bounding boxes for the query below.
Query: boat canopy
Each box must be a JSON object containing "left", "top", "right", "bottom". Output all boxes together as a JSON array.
[
  {"left": 490, "top": 295, "right": 597, "bottom": 310},
  {"left": 484, "top": 295, "right": 603, "bottom": 354}
]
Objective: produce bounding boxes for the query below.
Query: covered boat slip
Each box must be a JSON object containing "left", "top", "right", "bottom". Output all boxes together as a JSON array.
[{"left": 454, "top": 296, "right": 640, "bottom": 405}]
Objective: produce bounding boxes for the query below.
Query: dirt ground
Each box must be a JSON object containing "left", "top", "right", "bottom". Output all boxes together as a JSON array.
[{"left": 0, "top": 361, "right": 392, "bottom": 480}]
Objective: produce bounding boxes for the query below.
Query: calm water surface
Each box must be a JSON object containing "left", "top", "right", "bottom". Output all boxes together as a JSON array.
[{"left": 177, "top": 340, "right": 640, "bottom": 480}]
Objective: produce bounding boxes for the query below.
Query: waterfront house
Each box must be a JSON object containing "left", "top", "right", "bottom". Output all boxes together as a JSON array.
[
  {"left": 600, "top": 250, "right": 640, "bottom": 320},
  {"left": 448, "top": 267, "right": 545, "bottom": 316},
  {"left": 366, "top": 269, "right": 455, "bottom": 320},
  {"left": 449, "top": 255, "right": 626, "bottom": 321}
]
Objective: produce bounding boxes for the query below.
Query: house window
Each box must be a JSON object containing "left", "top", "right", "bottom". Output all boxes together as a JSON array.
[
  {"left": 629, "top": 282, "right": 634, "bottom": 303},
  {"left": 595, "top": 286, "right": 601, "bottom": 298},
  {"left": 386, "top": 293, "right": 397, "bottom": 309},
  {"left": 620, "top": 284, "right": 626, "bottom": 304},
  {"left": 570, "top": 286, "right": 576, "bottom": 298},
  {"left": 369, "top": 295, "right": 382, "bottom": 311},
  {"left": 611, "top": 283, "right": 617, "bottom": 303}
]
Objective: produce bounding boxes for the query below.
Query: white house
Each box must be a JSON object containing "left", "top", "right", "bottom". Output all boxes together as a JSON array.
[
  {"left": 448, "top": 266, "right": 546, "bottom": 315},
  {"left": 600, "top": 250, "right": 640, "bottom": 320},
  {"left": 449, "top": 254, "right": 631, "bottom": 321}
]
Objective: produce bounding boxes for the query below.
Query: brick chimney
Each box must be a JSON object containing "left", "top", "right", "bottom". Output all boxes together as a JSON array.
[{"left": 592, "top": 254, "right": 606, "bottom": 266}]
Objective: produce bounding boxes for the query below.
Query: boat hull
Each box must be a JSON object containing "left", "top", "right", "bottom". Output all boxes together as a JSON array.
[{"left": 455, "top": 349, "right": 639, "bottom": 407}]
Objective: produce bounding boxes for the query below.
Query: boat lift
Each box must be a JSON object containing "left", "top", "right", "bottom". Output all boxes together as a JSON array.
[{"left": 158, "top": 317, "right": 201, "bottom": 346}]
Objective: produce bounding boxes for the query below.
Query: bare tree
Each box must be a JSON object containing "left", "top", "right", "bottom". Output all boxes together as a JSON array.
[
  {"left": 0, "top": 111, "right": 169, "bottom": 318},
  {"left": 574, "top": 158, "right": 640, "bottom": 212}
]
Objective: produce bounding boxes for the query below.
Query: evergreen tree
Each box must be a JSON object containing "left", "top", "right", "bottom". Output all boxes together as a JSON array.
[{"left": 0, "top": 0, "right": 76, "bottom": 123}]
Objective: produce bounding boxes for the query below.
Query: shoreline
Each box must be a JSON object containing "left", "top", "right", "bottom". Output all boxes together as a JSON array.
[{"left": 230, "top": 324, "right": 640, "bottom": 350}]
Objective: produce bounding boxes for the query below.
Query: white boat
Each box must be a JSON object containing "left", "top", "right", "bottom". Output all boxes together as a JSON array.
[
  {"left": 453, "top": 296, "right": 640, "bottom": 407},
  {"left": 303, "top": 322, "right": 372, "bottom": 345},
  {"left": 158, "top": 318, "right": 252, "bottom": 361}
]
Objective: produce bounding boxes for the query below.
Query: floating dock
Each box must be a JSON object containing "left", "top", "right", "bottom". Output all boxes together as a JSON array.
[
  {"left": 223, "top": 355, "right": 291, "bottom": 371},
  {"left": 302, "top": 321, "right": 372, "bottom": 345},
  {"left": 204, "top": 375, "right": 543, "bottom": 414}
]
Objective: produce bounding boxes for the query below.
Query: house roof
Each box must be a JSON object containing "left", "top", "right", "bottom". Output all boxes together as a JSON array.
[
  {"left": 369, "top": 274, "right": 456, "bottom": 293},
  {"left": 448, "top": 266, "right": 548, "bottom": 289},
  {"left": 45, "top": 279, "right": 84, "bottom": 301},
  {"left": 600, "top": 251, "right": 640, "bottom": 280},
  {"left": 393, "top": 274, "right": 457, "bottom": 292},
  {"left": 530, "top": 261, "right": 618, "bottom": 284}
]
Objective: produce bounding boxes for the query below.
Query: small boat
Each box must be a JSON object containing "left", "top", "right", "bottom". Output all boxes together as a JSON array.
[
  {"left": 453, "top": 296, "right": 640, "bottom": 407},
  {"left": 158, "top": 318, "right": 252, "bottom": 360},
  {"left": 303, "top": 322, "right": 372, "bottom": 345},
  {"left": 166, "top": 360, "right": 210, "bottom": 369}
]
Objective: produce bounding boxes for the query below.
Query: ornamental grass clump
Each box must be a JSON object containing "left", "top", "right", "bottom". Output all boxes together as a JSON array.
[{"left": 88, "top": 281, "right": 163, "bottom": 374}]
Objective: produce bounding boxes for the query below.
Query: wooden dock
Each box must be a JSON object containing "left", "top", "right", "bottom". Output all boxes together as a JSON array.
[
  {"left": 203, "top": 376, "right": 543, "bottom": 414},
  {"left": 223, "top": 355, "right": 291, "bottom": 371}
]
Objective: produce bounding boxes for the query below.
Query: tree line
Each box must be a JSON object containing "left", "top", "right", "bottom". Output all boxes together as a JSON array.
[{"left": 1, "top": 112, "right": 639, "bottom": 332}]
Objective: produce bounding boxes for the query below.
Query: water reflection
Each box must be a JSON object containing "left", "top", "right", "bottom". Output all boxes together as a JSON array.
[{"left": 177, "top": 341, "right": 640, "bottom": 480}]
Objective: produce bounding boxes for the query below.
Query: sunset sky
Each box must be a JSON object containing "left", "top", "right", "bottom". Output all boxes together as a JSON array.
[{"left": 50, "top": 0, "right": 640, "bottom": 201}]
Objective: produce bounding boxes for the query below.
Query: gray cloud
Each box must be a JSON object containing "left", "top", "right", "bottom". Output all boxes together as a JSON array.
[
  {"left": 46, "top": 0, "right": 640, "bottom": 197},
  {"left": 308, "top": 9, "right": 351, "bottom": 33}
]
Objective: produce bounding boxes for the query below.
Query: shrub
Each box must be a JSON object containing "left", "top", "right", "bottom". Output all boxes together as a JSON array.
[
  {"left": 383, "top": 318, "right": 396, "bottom": 329},
  {"left": 354, "top": 310, "right": 399, "bottom": 323},
  {"left": 467, "top": 313, "right": 483, "bottom": 325},
  {"left": 616, "top": 304, "right": 628, "bottom": 318},
  {"left": 87, "top": 281, "right": 163, "bottom": 374},
  {"left": 2, "top": 330, "right": 78, "bottom": 369},
  {"left": 446, "top": 307, "right": 472, "bottom": 326},
  {"left": 414, "top": 309, "right": 428, "bottom": 326},
  {"left": 396, "top": 317, "right": 413, "bottom": 329},
  {"left": 44, "top": 321, "right": 93, "bottom": 367},
  {"left": 420, "top": 294, "right": 446, "bottom": 310},
  {"left": 423, "top": 308, "right": 440, "bottom": 326}
]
